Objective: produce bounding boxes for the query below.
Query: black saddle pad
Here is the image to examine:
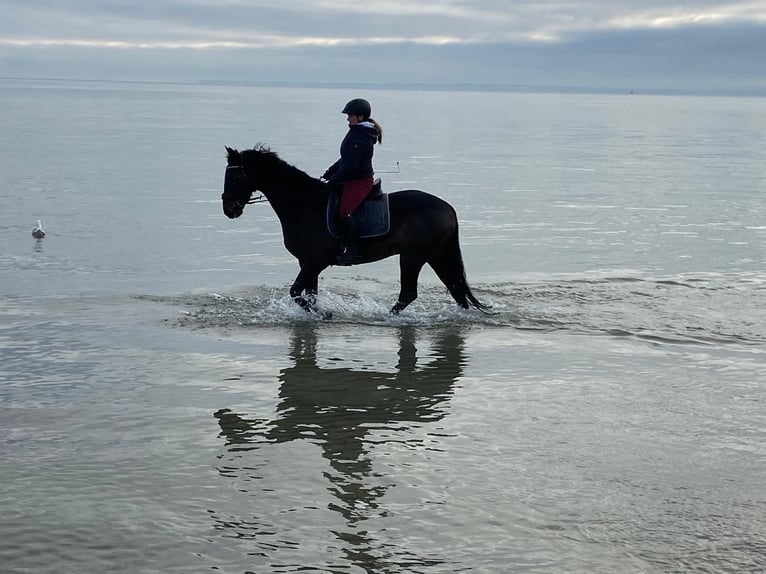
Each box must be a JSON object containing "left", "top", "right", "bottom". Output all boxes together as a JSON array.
[{"left": 326, "top": 189, "right": 391, "bottom": 239}]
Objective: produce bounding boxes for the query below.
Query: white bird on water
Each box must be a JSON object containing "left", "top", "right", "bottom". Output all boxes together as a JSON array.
[{"left": 32, "top": 220, "right": 46, "bottom": 239}]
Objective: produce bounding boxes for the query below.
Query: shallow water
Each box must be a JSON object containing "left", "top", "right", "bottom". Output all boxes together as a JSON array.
[
  {"left": 2, "top": 284, "right": 765, "bottom": 573},
  {"left": 1, "top": 79, "right": 766, "bottom": 573}
]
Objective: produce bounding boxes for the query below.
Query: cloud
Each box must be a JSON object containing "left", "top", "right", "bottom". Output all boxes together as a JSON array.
[
  {"left": 2, "top": 1, "right": 766, "bottom": 47},
  {"left": 1, "top": 1, "right": 765, "bottom": 94}
]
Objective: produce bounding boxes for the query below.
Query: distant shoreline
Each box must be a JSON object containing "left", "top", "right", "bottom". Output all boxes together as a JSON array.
[{"left": 2, "top": 75, "right": 764, "bottom": 98}]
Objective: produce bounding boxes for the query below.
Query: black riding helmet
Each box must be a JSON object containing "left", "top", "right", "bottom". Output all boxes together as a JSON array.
[{"left": 342, "top": 98, "right": 371, "bottom": 119}]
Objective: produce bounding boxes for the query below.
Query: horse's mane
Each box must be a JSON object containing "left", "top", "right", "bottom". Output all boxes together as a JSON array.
[{"left": 240, "top": 144, "right": 321, "bottom": 193}]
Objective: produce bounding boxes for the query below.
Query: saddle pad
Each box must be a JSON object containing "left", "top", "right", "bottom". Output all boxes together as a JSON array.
[{"left": 326, "top": 192, "right": 391, "bottom": 239}]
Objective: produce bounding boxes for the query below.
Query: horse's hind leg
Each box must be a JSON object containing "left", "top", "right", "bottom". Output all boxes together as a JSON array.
[
  {"left": 391, "top": 256, "right": 426, "bottom": 314},
  {"left": 428, "top": 256, "right": 470, "bottom": 309}
]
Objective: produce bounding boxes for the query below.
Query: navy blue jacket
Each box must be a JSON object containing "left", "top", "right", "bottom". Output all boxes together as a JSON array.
[{"left": 323, "top": 122, "right": 377, "bottom": 187}]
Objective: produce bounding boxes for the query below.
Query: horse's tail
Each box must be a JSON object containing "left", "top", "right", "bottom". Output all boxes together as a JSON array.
[{"left": 430, "top": 221, "right": 490, "bottom": 313}]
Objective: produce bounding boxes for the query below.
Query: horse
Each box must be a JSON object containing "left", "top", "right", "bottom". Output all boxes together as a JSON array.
[{"left": 221, "top": 145, "right": 488, "bottom": 315}]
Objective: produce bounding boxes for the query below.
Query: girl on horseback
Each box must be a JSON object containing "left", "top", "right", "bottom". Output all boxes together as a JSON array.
[{"left": 322, "top": 98, "right": 383, "bottom": 265}]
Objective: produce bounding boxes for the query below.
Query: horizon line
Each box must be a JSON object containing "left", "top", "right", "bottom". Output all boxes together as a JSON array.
[{"left": 2, "top": 75, "right": 764, "bottom": 98}]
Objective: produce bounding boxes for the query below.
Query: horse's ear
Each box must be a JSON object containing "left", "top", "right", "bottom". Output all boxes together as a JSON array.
[{"left": 225, "top": 146, "right": 234, "bottom": 156}]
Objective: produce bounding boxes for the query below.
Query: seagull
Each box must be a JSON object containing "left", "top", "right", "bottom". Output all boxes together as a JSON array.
[{"left": 32, "top": 220, "right": 46, "bottom": 239}]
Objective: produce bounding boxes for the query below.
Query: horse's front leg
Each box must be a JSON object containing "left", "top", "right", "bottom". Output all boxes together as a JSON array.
[
  {"left": 304, "top": 274, "right": 319, "bottom": 310},
  {"left": 289, "top": 265, "right": 325, "bottom": 315},
  {"left": 290, "top": 276, "right": 316, "bottom": 313}
]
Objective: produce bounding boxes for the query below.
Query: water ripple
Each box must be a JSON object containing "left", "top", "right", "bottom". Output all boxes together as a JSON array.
[{"left": 164, "top": 272, "right": 766, "bottom": 351}]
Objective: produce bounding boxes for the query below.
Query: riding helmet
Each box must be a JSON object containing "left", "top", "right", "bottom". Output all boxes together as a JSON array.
[{"left": 342, "top": 98, "right": 371, "bottom": 118}]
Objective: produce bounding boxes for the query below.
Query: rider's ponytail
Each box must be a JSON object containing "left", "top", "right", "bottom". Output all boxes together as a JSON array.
[{"left": 369, "top": 118, "right": 383, "bottom": 144}]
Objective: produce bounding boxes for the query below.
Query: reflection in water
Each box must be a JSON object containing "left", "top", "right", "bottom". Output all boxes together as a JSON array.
[{"left": 214, "top": 324, "right": 466, "bottom": 572}]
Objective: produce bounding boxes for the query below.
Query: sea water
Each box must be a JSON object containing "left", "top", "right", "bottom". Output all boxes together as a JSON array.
[{"left": 1, "top": 78, "right": 765, "bottom": 573}]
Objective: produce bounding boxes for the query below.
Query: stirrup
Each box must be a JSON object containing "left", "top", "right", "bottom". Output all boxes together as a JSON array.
[{"left": 336, "top": 247, "right": 362, "bottom": 266}]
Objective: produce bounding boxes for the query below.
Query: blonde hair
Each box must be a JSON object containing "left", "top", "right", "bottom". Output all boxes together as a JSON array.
[{"left": 368, "top": 117, "right": 383, "bottom": 144}]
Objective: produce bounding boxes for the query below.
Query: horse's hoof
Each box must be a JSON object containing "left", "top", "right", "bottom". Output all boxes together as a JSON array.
[{"left": 316, "top": 309, "right": 333, "bottom": 320}]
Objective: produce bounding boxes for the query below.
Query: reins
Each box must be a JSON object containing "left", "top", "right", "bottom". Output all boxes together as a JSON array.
[{"left": 246, "top": 194, "right": 268, "bottom": 204}]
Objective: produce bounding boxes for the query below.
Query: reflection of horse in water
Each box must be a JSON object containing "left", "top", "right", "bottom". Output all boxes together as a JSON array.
[{"left": 213, "top": 324, "right": 466, "bottom": 570}]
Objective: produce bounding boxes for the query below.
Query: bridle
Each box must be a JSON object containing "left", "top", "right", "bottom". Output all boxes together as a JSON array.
[{"left": 222, "top": 164, "right": 268, "bottom": 206}]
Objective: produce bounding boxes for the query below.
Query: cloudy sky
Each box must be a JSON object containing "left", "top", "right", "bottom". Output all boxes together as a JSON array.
[{"left": 1, "top": 0, "right": 765, "bottom": 94}]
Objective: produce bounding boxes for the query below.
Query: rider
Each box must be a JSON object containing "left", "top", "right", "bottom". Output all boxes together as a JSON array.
[{"left": 322, "top": 98, "right": 383, "bottom": 265}]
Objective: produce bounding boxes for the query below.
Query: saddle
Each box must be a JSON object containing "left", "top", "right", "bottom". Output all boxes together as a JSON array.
[{"left": 326, "top": 178, "right": 391, "bottom": 239}]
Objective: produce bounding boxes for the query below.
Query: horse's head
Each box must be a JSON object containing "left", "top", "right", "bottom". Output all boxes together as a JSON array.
[{"left": 222, "top": 146, "right": 253, "bottom": 219}]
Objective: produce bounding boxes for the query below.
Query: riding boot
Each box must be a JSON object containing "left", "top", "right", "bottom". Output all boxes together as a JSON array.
[{"left": 337, "top": 214, "right": 362, "bottom": 265}]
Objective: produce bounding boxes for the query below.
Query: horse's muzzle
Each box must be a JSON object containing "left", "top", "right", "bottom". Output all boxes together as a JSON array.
[{"left": 222, "top": 199, "right": 244, "bottom": 219}]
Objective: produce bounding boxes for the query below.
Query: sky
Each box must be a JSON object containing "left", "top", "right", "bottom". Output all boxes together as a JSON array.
[{"left": 1, "top": 0, "right": 765, "bottom": 94}]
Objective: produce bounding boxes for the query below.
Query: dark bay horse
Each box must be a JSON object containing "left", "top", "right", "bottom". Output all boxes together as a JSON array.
[{"left": 221, "top": 145, "right": 487, "bottom": 315}]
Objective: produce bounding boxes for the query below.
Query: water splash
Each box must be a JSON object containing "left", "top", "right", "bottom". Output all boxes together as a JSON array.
[{"left": 159, "top": 272, "right": 766, "bottom": 349}]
